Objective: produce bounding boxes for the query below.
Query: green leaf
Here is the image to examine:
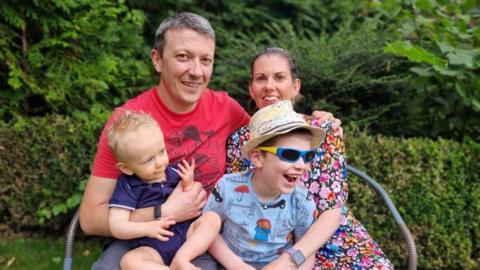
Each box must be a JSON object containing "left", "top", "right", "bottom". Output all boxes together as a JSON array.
[
  {"left": 384, "top": 40, "right": 448, "bottom": 67},
  {"left": 432, "top": 65, "right": 460, "bottom": 76},
  {"left": 410, "top": 67, "right": 434, "bottom": 77},
  {"left": 66, "top": 193, "right": 82, "bottom": 208},
  {"left": 447, "top": 49, "right": 477, "bottom": 68},
  {"left": 52, "top": 204, "right": 67, "bottom": 216},
  {"left": 436, "top": 42, "right": 455, "bottom": 54}
]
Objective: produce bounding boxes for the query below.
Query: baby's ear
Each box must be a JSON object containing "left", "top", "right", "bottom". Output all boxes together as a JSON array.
[
  {"left": 249, "top": 149, "right": 264, "bottom": 169},
  {"left": 117, "top": 162, "right": 134, "bottom": 175}
]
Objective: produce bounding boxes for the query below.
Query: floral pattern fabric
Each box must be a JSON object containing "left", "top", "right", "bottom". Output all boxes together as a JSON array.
[{"left": 225, "top": 119, "right": 393, "bottom": 269}]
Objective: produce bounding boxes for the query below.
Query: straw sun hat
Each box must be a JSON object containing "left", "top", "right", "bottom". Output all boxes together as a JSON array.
[{"left": 241, "top": 100, "right": 326, "bottom": 157}]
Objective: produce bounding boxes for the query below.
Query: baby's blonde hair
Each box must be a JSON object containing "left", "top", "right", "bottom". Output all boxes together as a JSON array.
[{"left": 107, "top": 109, "right": 159, "bottom": 161}]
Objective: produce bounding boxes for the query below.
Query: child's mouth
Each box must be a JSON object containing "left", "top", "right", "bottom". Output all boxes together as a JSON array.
[{"left": 284, "top": 175, "right": 298, "bottom": 183}]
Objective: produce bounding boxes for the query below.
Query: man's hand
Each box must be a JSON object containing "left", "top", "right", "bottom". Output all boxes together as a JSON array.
[
  {"left": 177, "top": 159, "right": 195, "bottom": 191},
  {"left": 311, "top": 110, "right": 343, "bottom": 138},
  {"left": 161, "top": 178, "right": 206, "bottom": 222},
  {"left": 143, "top": 215, "right": 176, "bottom": 241}
]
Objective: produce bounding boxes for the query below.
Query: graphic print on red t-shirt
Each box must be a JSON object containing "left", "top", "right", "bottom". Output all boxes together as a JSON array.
[{"left": 165, "top": 125, "right": 224, "bottom": 192}]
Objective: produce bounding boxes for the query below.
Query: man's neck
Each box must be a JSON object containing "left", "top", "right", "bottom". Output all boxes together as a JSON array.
[{"left": 155, "top": 85, "right": 198, "bottom": 114}]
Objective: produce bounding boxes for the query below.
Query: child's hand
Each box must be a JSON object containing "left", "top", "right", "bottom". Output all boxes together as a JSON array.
[
  {"left": 144, "top": 215, "right": 175, "bottom": 241},
  {"left": 177, "top": 159, "right": 195, "bottom": 191}
]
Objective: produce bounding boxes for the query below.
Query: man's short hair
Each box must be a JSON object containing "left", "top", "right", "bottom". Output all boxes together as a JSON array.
[{"left": 154, "top": 12, "right": 216, "bottom": 56}]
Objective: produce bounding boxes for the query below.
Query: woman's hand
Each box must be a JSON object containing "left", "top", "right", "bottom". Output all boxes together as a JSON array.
[{"left": 310, "top": 110, "right": 343, "bottom": 138}]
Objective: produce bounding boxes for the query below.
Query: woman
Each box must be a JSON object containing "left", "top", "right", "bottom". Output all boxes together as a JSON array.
[{"left": 225, "top": 47, "right": 393, "bottom": 269}]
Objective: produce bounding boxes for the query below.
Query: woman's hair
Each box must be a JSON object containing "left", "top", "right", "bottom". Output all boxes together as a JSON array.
[
  {"left": 154, "top": 12, "right": 215, "bottom": 56},
  {"left": 250, "top": 47, "right": 298, "bottom": 80}
]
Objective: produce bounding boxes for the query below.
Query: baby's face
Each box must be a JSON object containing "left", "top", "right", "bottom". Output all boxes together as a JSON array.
[{"left": 121, "top": 124, "right": 169, "bottom": 182}]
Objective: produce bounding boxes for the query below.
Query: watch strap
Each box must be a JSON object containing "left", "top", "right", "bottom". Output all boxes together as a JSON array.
[{"left": 154, "top": 204, "right": 162, "bottom": 219}]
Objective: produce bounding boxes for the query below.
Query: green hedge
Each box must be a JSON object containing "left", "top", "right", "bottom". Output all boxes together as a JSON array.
[
  {"left": 0, "top": 113, "right": 105, "bottom": 236},
  {"left": 0, "top": 117, "right": 478, "bottom": 269},
  {"left": 346, "top": 126, "right": 480, "bottom": 269}
]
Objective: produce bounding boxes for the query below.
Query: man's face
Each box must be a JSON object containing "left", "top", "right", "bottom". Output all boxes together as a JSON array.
[{"left": 151, "top": 28, "right": 215, "bottom": 113}]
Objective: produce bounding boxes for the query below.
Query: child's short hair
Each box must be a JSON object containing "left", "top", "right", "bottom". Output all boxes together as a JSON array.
[
  {"left": 107, "top": 109, "right": 158, "bottom": 160},
  {"left": 259, "top": 129, "right": 313, "bottom": 148}
]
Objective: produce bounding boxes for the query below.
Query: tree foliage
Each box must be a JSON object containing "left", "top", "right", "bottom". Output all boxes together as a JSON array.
[
  {"left": 376, "top": 0, "right": 480, "bottom": 140},
  {"left": 0, "top": 0, "right": 150, "bottom": 121}
]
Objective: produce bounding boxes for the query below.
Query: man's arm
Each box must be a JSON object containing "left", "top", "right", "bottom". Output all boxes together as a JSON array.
[
  {"left": 79, "top": 175, "right": 117, "bottom": 236},
  {"left": 129, "top": 181, "right": 207, "bottom": 223}
]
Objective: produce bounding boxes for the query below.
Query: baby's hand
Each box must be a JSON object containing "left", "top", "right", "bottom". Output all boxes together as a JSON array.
[
  {"left": 144, "top": 215, "right": 175, "bottom": 241},
  {"left": 177, "top": 159, "right": 195, "bottom": 191}
]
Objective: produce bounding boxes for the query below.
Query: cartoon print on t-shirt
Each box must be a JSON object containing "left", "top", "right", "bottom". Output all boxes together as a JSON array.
[
  {"left": 254, "top": 218, "right": 272, "bottom": 241},
  {"left": 234, "top": 184, "right": 250, "bottom": 202}
]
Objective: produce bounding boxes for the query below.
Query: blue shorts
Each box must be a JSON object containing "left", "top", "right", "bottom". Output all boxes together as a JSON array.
[{"left": 130, "top": 220, "right": 192, "bottom": 265}]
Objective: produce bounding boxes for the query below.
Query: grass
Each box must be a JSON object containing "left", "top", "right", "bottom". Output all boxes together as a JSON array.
[{"left": 0, "top": 237, "right": 102, "bottom": 270}]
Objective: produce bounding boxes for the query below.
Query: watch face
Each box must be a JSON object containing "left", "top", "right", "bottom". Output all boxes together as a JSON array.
[
  {"left": 292, "top": 250, "right": 305, "bottom": 265},
  {"left": 286, "top": 248, "right": 305, "bottom": 266}
]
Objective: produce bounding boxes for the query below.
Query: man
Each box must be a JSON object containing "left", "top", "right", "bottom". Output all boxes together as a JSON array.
[{"left": 80, "top": 12, "right": 250, "bottom": 269}]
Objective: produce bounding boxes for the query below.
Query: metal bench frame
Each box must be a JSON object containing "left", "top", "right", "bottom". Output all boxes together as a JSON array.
[{"left": 63, "top": 165, "right": 417, "bottom": 270}]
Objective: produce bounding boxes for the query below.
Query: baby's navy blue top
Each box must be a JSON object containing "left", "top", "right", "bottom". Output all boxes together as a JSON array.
[{"left": 109, "top": 166, "right": 180, "bottom": 210}]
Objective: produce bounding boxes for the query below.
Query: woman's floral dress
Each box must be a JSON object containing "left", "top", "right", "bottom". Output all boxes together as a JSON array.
[{"left": 225, "top": 118, "right": 393, "bottom": 270}]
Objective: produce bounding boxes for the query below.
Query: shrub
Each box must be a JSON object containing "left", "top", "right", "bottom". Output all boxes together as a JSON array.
[
  {"left": 0, "top": 112, "right": 106, "bottom": 236},
  {"left": 346, "top": 125, "right": 480, "bottom": 269}
]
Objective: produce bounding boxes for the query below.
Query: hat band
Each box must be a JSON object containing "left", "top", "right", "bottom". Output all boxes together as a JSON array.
[{"left": 258, "top": 120, "right": 306, "bottom": 136}]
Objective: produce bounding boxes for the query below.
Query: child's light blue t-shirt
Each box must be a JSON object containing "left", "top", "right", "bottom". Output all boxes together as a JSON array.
[{"left": 203, "top": 170, "right": 317, "bottom": 263}]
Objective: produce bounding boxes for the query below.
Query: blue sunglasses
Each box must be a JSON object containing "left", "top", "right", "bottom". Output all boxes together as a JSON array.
[{"left": 256, "top": 146, "right": 317, "bottom": 163}]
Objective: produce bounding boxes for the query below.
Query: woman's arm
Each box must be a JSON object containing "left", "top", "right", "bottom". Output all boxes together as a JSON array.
[
  {"left": 294, "top": 207, "right": 342, "bottom": 258},
  {"left": 261, "top": 208, "right": 341, "bottom": 270}
]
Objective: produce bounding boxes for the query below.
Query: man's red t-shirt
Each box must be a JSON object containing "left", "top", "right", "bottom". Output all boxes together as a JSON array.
[{"left": 92, "top": 87, "right": 250, "bottom": 192}]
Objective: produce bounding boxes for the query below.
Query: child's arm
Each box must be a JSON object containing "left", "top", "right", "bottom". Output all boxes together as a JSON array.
[
  {"left": 108, "top": 207, "right": 175, "bottom": 240},
  {"left": 209, "top": 234, "right": 255, "bottom": 270},
  {"left": 177, "top": 159, "right": 195, "bottom": 191},
  {"left": 297, "top": 253, "right": 315, "bottom": 270},
  {"left": 294, "top": 207, "right": 341, "bottom": 258}
]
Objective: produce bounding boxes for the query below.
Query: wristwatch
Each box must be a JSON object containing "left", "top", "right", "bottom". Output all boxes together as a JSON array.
[
  {"left": 154, "top": 204, "right": 162, "bottom": 219},
  {"left": 285, "top": 247, "right": 306, "bottom": 267}
]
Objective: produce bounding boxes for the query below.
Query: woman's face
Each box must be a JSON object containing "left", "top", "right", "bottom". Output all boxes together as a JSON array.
[{"left": 249, "top": 54, "right": 300, "bottom": 109}]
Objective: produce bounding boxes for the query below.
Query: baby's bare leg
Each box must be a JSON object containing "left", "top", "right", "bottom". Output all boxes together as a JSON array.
[
  {"left": 120, "top": 246, "right": 168, "bottom": 270},
  {"left": 170, "top": 211, "right": 221, "bottom": 270}
]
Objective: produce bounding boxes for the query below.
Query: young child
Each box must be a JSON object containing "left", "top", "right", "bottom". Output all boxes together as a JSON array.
[
  {"left": 106, "top": 109, "right": 221, "bottom": 270},
  {"left": 204, "top": 100, "right": 326, "bottom": 270}
]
